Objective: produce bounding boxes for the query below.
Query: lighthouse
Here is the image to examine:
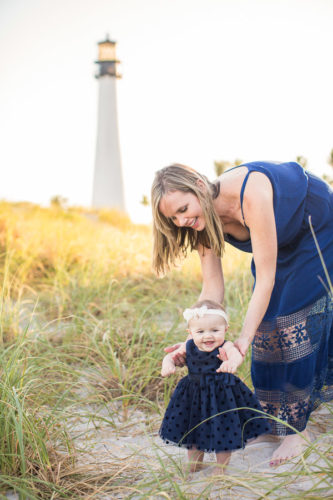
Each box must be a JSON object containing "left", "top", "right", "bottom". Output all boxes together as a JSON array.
[{"left": 92, "top": 36, "right": 126, "bottom": 211}]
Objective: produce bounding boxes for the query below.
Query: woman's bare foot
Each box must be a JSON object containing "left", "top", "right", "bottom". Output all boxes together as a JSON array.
[
  {"left": 270, "top": 429, "right": 310, "bottom": 466},
  {"left": 247, "top": 433, "right": 280, "bottom": 445}
]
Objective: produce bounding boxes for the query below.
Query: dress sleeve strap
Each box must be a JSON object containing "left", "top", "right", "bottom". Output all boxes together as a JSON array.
[{"left": 240, "top": 170, "right": 252, "bottom": 230}]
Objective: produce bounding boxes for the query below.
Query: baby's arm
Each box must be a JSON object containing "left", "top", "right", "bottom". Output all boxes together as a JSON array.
[
  {"left": 161, "top": 342, "right": 187, "bottom": 377},
  {"left": 164, "top": 336, "right": 189, "bottom": 366},
  {"left": 216, "top": 341, "right": 243, "bottom": 374},
  {"left": 161, "top": 353, "right": 176, "bottom": 377}
]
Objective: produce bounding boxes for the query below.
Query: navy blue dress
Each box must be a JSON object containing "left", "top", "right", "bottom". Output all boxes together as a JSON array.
[
  {"left": 159, "top": 340, "right": 271, "bottom": 453},
  {"left": 225, "top": 161, "right": 333, "bottom": 435}
]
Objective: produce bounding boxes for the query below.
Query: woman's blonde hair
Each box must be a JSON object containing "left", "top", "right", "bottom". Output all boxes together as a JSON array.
[{"left": 151, "top": 164, "right": 224, "bottom": 275}]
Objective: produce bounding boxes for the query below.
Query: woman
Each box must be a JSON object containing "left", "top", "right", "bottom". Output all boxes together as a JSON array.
[{"left": 151, "top": 161, "right": 333, "bottom": 466}]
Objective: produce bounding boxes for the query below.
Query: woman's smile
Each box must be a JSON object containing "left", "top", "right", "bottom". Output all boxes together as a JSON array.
[
  {"left": 159, "top": 191, "right": 205, "bottom": 231},
  {"left": 187, "top": 217, "right": 199, "bottom": 229}
]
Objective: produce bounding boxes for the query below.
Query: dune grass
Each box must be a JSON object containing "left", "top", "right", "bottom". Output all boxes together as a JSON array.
[{"left": 0, "top": 201, "right": 331, "bottom": 499}]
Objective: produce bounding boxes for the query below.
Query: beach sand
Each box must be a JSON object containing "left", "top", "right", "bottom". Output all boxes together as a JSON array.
[{"left": 68, "top": 402, "right": 332, "bottom": 499}]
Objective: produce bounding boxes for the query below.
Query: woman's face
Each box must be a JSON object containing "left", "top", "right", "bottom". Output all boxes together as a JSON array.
[{"left": 159, "top": 190, "right": 205, "bottom": 231}]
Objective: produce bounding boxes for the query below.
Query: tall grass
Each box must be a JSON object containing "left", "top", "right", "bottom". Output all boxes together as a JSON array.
[{"left": 0, "top": 201, "right": 331, "bottom": 498}]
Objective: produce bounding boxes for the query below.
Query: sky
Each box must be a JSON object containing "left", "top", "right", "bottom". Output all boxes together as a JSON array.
[{"left": 1, "top": 0, "right": 332, "bottom": 223}]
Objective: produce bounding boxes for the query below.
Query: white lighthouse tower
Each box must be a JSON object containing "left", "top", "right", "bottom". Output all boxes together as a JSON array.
[{"left": 92, "top": 36, "right": 126, "bottom": 211}]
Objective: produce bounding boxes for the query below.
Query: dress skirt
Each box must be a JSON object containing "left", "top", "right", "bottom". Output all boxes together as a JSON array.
[
  {"left": 252, "top": 294, "right": 333, "bottom": 435},
  {"left": 160, "top": 340, "right": 271, "bottom": 452}
]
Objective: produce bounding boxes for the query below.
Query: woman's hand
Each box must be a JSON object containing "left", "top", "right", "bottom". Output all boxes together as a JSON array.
[
  {"left": 216, "top": 340, "right": 244, "bottom": 374},
  {"left": 216, "top": 357, "right": 241, "bottom": 374},
  {"left": 164, "top": 343, "right": 186, "bottom": 367},
  {"left": 234, "top": 336, "right": 251, "bottom": 357}
]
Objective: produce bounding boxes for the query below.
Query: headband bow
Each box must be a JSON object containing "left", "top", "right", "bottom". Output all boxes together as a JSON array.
[{"left": 183, "top": 305, "right": 228, "bottom": 325}]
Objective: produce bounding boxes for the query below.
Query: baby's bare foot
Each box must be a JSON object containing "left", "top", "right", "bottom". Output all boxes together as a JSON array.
[
  {"left": 270, "top": 430, "right": 310, "bottom": 466},
  {"left": 185, "top": 461, "right": 206, "bottom": 480},
  {"left": 190, "top": 462, "right": 205, "bottom": 473},
  {"left": 214, "top": 450, "right": 230, "bottom": 474},
  {"left": 211, "top": 464, "right": 227, "bottom": 476}
]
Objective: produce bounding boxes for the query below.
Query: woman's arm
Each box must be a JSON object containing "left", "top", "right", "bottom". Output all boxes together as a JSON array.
[
  {"left": 235, "top": 172, "right": 277, "bottom": 355},
  {"left": 197, "top": 244, "right": 224, "bottom": 304},
  {"left": 164, "top": 245, "right": 224, "bottom": 364}
]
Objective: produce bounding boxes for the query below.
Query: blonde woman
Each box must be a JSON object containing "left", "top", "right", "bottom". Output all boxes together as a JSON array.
[{"left": 151, "top": 161, "right": 333, "bottom": 466}]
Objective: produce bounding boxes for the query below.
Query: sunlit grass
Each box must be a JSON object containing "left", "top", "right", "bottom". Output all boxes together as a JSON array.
[{"left": 0, "top": 201, "right": 331, "bottom": 498}]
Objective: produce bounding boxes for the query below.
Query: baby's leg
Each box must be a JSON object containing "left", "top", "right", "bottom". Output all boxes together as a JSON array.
[
  {"left": 187, "top": 447, "right": 204, "bottom": 472},
  {"left": 214, "top": 451, "right": 231, "bottom": 474}
]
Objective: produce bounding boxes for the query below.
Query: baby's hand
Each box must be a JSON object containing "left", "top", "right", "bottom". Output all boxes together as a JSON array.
[
  {"left": 216, "top": 340, "right": 243, "bottom": 374},
  {"left": 217, "top": 346, "right": 228, "bottom": 363},
  {"left": 164, "top": 343, "right": 186, "bottom": 367},
  {"left": 161, "top": 363, "right": 176, "bottom": 377},
  {"left": 161, "top": 353, "right": 177, "bottom": 377}
]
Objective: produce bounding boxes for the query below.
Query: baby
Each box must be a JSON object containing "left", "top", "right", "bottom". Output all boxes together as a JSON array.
[
  {"left": 160, "top": 300, "right": 270, "bottom": 473},
  {"left": 162, "top": 300, "right": 241, "bottom": 378}
]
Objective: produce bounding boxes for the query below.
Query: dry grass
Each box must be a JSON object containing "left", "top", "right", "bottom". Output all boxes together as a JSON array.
[{"left": 0, "top": 201, "right": 331, "bottom": 499}]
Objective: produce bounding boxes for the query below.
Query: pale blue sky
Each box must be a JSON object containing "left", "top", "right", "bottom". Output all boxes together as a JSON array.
[{"left": 1, "top": 0, "right": 332, "bottom": 222}]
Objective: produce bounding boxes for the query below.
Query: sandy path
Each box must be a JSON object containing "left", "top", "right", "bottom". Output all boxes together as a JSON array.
[
  {"left": 4, "top": 403, "right": 331, "bottom": 499},
  {"left": 68, "top": 402, "right": 333, "bottom": 499}
]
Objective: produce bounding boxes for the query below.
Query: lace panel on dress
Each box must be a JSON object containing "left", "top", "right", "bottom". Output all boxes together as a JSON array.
[{"left": 251, "top": 295, "right": 333, "bottom": 435}]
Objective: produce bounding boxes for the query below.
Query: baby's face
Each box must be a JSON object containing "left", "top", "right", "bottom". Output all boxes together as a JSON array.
[{"left": 188, "top": 314, "right": 227, "bottom": 352}]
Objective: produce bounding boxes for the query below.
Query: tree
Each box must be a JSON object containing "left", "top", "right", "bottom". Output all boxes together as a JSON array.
[
  {"left": 214, "top": 158, "right": 243, "bottom": 177},
  {"left": 327, "top": 149, "right": 333, "bottom": 168},
  {"left": 323, "top": 148, "right": 333, "bottom": 186},
  {"left": 50, "top": 195, "right": 68, "bottom": 209},
  {"left": 140, "top": 195, "right": 150, "bottom": 206},
  {"left": 322, "top": 173, "right": 333, "bottom": 186},
  {"left": 296, "top": 156, "right": 308, "bottom": 169}
]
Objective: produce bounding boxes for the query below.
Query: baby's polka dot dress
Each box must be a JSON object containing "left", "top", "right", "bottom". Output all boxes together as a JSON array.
[{"left": 160, "top": 339, "right": 271, "bottom": 452}]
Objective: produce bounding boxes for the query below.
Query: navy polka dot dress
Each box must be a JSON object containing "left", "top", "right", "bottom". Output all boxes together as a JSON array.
[{"left": 160, "top": 340, "right": 271, "bottom": 453}]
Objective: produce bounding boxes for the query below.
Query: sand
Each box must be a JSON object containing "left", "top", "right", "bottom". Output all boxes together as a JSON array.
[{"left": 67, "top": 401, "right": 333, "bottom": 499}]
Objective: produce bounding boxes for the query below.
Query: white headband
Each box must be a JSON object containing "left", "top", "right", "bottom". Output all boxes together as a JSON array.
[{"left": 183, "top": 305, "right": 228, "bottom": 325}]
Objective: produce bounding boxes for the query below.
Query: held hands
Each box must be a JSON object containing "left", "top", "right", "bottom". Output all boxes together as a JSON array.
[
  {"left": 161, "top": 354, "right": 176, "bottom": 377},
  {"left": 216, "top": 340, "right": 244, "bottom": 374},
  {"left": 161, "top": 342, "right": 187, "bottom": 377},
  {"left": 162, "top": 337, "right": 249, "bottom": 376},
  {"left": 163, "top": 342, "right": 186, "bottom": 367}
]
